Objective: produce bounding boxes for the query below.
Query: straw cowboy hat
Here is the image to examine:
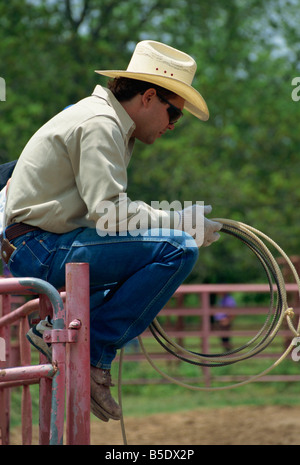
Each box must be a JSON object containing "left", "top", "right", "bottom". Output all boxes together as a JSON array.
[{"left": 95, "top": 40, "right": 209, "bottom": 121}]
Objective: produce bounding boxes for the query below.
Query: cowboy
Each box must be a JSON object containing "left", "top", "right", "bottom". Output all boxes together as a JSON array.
[{"left": 2, "top": 40, "right": 222, "bottom": 422}]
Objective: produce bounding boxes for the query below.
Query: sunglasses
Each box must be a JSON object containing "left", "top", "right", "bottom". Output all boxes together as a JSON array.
[{"left": 156, "top": 93, "right": 183, "bottom": 124}]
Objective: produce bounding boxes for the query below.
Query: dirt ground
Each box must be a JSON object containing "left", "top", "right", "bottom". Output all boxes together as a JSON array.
[{"left": 10, "top": 405, "right": 300, "bottom": 445}]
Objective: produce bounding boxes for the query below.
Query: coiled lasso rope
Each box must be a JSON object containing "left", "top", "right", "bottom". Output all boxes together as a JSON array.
[{"left": 117, "top": 219, "right": 300, "bottom": 444}]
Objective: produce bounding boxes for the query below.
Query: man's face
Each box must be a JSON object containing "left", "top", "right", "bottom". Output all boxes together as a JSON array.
[{"left": 134, "top": 90, "right": 185, "bottom": 145}]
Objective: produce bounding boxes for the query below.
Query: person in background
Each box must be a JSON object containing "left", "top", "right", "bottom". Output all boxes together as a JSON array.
[{"left": 214, "top": 293, "right": 236, "bottom": 352}]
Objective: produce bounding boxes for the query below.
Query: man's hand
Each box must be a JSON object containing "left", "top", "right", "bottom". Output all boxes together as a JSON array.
[{"left": 178, "top": 204, "right": 222, "bottom": 247}]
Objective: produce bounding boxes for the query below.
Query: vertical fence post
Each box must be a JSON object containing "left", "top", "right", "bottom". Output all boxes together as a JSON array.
[
  {"left": 201, "top": 291, "right": 211, "bottom": 387},
  {"left": 38, "top": 295, "right": 53, "bottom": 445},
  {"left": 0, "top": 294, "right": 11, "bottom": 445},
  {"left": 65, "top": 263, "right": 90, "bottom": 445},
  {"left": 48, "top": 287, "right": 67, "bottom": 446},
  {"left": 19, "top": 316, "right": 32, "bottom": 445}
]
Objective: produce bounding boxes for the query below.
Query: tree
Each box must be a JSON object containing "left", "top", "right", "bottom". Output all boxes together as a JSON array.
[{"left": 1, "top": 0, "right": 299, "bottom": 284}]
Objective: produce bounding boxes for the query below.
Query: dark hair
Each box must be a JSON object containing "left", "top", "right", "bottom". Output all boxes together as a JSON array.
[{"left": 107, "top": 77, "right": 176, "bottom": 102}]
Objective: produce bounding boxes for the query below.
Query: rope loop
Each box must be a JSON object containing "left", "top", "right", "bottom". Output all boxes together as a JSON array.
[{"left": 136, "top": 219, "right": 300, "bottom": 391}]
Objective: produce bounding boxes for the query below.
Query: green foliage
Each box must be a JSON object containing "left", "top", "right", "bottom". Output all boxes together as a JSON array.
[{"left": 1, "top": 0, "right": 300, "bottom": 284}]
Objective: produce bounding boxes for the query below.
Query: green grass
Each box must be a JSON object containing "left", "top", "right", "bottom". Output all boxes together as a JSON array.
[
  {"left": 10, "top": 367, "right": 300, "bottom": 428},
  {"left": 112, "top": 340, "right": 300, "bottom": 419},
  {"left": 117, "top": 382, "right": 300, "bottom": 419}
]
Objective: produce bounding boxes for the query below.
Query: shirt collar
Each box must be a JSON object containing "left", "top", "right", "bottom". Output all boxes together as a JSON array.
[
  {"left": 92, "top": 85, "right": 135, "bottom": 163},
  {"left": 92, "top": 85, "right": 135, "bottom": 139}
]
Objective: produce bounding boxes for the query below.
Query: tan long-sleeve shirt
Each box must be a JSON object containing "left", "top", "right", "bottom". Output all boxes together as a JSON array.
[{"left": 5, "top": 85, "right": 179, "bottom": 234}]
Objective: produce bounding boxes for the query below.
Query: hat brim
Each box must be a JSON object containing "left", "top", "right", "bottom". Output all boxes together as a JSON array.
[{"left": 95, "top": 70, "right": 209, "bottom": 121}]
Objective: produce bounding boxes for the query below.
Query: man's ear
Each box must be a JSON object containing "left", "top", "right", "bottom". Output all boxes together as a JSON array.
[{"left": 141, "top": 88, "right": 157, "bottom": 107}]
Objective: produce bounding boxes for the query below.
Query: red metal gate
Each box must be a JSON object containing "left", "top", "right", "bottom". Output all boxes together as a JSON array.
[{"left": 0, "top": 262, "right": 90, "bottom": 445}]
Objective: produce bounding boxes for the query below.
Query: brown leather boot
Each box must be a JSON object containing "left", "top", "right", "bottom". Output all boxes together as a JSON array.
[{"left": 90, "top": 366, "right": 122, "bottom": 422}]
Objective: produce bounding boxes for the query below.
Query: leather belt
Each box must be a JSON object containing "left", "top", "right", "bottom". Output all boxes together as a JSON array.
[
  {"left": 4, "top": 223, "right": 40, "bottom": 242},
  {"left": 0, "top": 223, "right": 40, "bottom": 265}
]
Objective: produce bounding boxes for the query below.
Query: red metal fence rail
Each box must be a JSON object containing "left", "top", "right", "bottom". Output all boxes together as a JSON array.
[{"left": 0, "top": 262, "right": 90, "bottom": 446}]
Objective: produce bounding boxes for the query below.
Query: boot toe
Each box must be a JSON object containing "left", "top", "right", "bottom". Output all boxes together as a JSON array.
[{"left": 90, "top": 367, "right": 122, "bottom": 421}]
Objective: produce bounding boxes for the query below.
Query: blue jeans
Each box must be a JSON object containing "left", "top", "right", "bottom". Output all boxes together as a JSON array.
[{"left": 7, "top": 227, "right": 198, "bottom": 369}]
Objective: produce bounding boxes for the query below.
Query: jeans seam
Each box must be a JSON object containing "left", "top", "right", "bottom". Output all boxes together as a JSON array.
[
  {"left": 97, "top": 246, "right": 191, "bottom": 363},
  {"left": 71, "top": 231, "right": 191, "bottom": 249}
]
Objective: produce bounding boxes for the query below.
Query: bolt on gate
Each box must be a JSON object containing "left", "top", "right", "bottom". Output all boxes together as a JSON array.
[{"left": 0, "top": 262, "right": 90, "bottom": 445}]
